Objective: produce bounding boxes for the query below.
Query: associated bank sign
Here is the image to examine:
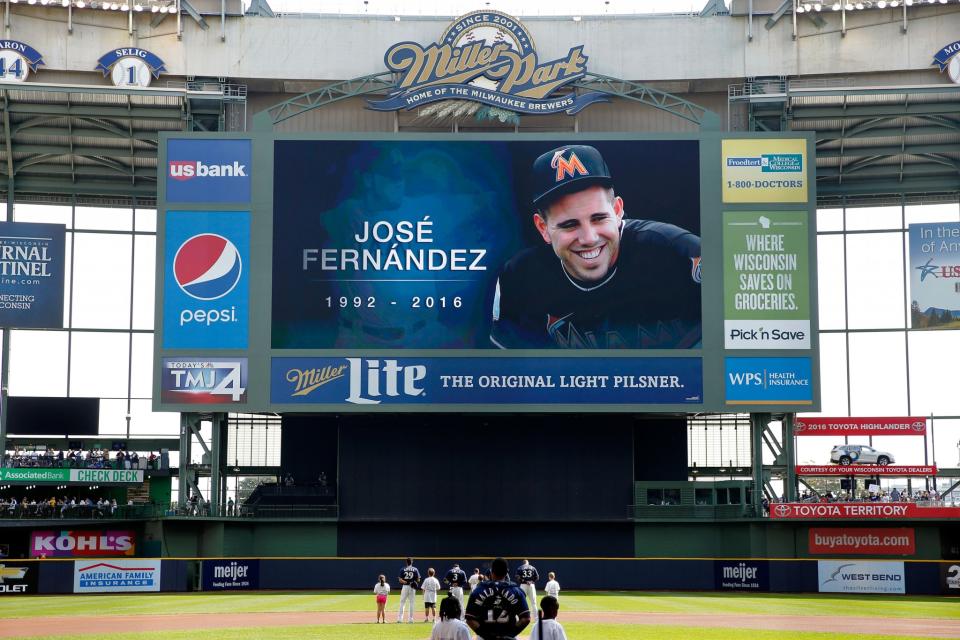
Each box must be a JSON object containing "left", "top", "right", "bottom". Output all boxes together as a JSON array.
[{"left": 368, "top": 11, "right": 608, "bottom": 115}]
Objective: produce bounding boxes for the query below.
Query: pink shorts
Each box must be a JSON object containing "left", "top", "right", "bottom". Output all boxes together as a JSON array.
[{"left": 376, "top": 594, "right": 387, "bottom": 604}]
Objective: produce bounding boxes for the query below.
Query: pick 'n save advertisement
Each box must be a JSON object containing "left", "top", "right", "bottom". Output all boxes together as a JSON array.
[
  {"left": 162, "top": 211, "right": 249, "bottom": 349},
  {"left": 73, "top": 559, "right": 161, "bottom": 593},
  {"left": 0, "top": 221, "right": 66, "bottom": 329},
  {"left": 722, "top": 138, "right": 808, "bottom": 203},
  {"left": 30, "top": 530, "right": 136, "bottom": 558},
  {"left": 723, "top": 211, "right": 810, "bottom": 349},
  {"left": 908, "top": 222, "right": 960, "bottom": 330},
  {"left": 817, "top": 560, "right": 905, "bottom": 594}
]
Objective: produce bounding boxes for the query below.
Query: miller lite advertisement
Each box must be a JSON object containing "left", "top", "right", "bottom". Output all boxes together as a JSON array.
[
  {"left": 0, "top": 221, "right": 66, "bottom": 329},
  {"left": 161, "top": 211, "right": 249, "bottom": 349}
]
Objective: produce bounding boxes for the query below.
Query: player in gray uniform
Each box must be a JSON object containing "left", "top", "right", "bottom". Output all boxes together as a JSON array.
[{"left": 515, "top": 559, "right": 540, "bottom": 619}]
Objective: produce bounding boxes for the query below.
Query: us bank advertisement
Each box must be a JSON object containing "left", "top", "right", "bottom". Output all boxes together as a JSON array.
[
  {"left": 723, "top": 211, "right": 810, "bottom": 348},
  {"left": 0, "top": 221, "right": 65, "bottom": 328},
  {"left": 908, "top": 221, "right": 960, "bottom": 330}
]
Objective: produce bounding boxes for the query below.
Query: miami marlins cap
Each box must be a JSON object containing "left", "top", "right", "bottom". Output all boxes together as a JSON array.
[{"left": 530, "top": 144, "right": 613, "bottom": 208}]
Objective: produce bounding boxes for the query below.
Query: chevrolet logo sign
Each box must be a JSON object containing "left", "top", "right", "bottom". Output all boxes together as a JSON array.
[{"left": 0, "top": 564, "right": 27, "bottom": 582}]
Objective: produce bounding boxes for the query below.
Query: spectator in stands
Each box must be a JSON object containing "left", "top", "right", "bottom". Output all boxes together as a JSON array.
[
  {"left": 227, "top": 497, "right": 235, "bottom": 516},
  {"left": 130, "top": 451, "right": 140, "bottom": 468},
  {"left": 284, "top": 473, "right": 295, "bottom": 487},
  {"left": 148, "top": 452, "right": 157, "bottom": 469}
]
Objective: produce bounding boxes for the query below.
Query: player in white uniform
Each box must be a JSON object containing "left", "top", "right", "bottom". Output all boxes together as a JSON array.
[
  {"left": 515, "top": 559, "right": 540, "bottom": 619},
  {"left": 528, "top": 596, "right": 568, "bottom": 640},
  {"left": 422, "top": 568, "right": 441, "bottom": 623},
  {"left": 443, "top": 563, "right": 469, "bottom": 620},
  {"left": 397, "top": 557, "right": 421, "bottom": 623},
  {"left": 544, "top": 572, "right": 560, "bottom": 600}
]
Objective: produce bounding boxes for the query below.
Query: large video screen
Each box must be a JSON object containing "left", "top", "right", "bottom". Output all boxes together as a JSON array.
[
  {"left": 272, "top": 140, "right": 701, "bottom": 350},
  {"left": 154, "top": 132, "right": 819, "bottom": 413}
]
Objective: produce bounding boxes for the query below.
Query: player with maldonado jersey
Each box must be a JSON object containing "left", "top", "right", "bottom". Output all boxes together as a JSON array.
[
  {"left": 491, "top": 144, "right": 701, "bottom": 350},
  {"left": 465, "top": 557, "right": 530, "bottom": 640}
]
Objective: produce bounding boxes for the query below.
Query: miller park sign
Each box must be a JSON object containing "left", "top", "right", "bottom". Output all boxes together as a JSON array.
[{"left": 368, "top": 10, "right": 609, "bottom": 116}]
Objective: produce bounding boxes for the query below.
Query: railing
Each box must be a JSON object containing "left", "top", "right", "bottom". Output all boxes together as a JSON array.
[
  {"left": 629, "top": 504, "right": 756, "bottom": 519},
  {"left": 0, "top": 504, "right": 169, "bottom": 520}
]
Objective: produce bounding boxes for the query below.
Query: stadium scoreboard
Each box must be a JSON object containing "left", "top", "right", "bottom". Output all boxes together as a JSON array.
[{"left": 154, "top": 132, "right": 819, "bottom": 413}]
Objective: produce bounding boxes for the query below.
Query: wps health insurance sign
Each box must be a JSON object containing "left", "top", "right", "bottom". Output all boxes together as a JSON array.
[
  {"left": 74, "top": 559, "right": 161, "bottom": 593},
  {"left": 0, "top": 221, "right": 65, "bottom": 328},
  {"left": 724, "top": 357, "right": 813, "bottom": 405},
  {"left": 817, "top": 560, "right": 905, "bottom": 594},
  {"left": 723, "top": 211, "right": 810, "bottom": 349}
]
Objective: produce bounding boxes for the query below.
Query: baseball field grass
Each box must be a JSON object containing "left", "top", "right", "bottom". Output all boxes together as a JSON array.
[{"left": 1, "top": 591, "right": 957, "bottom": 639}]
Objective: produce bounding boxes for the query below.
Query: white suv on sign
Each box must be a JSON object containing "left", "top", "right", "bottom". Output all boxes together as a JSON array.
[{"left": 830, "top": 444, "right": 895, "bottom": 466}]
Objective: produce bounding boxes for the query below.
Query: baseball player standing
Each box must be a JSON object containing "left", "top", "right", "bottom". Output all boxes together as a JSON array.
[
  {"left": 515, "top": 559, "right": 539, "bottom": 617},
  {"left": 465, "top": 557, "right": 530, "bottom": 640},
  {"left": 397, "top": 557, "right": 421, "bottom": 623},
  {"left": 444, "top": 562, "right": 469, "bottom": 619}
]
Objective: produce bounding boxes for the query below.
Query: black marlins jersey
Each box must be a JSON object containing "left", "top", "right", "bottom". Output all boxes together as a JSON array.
[{"left": 491, "top": 219, "right": 701, "bottom": 349}]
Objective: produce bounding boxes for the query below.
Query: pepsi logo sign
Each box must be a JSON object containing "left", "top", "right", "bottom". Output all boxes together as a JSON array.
[{"left": 173, "top": 234, "right": 242, "bottom": 301}]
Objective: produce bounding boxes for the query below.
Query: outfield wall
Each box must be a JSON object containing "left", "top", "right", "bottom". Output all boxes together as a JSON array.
[{"left": 6, "top": 556, "right": 954, "bottom": 596}]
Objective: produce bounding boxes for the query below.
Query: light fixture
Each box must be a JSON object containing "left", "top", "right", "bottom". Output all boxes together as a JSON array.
[
  {"left": 40, "top": 0, "right": 49, "bottom": 5},
  {"left": 120, "top": 2, "right": 128, "bottom": 8},
  {"left": 889, "top": 0, "right": 899, "bottom": 6},
  {"left": 572, "top": 15, "right": 581, "bottom": 20},
  {"left": 797, "top": 4, "right": 805, "bottom": 11},
  {"left": 877, "top": 0, "right": 886, "bottom": 6},
  {"left": 76, "top": 0, "right": 85, "bottom": 5},
  {"left": 133, "top": 2, "right": 143, "bottom": 9},
  {"left": 150, "top": 3, "right": 159, "bottom": 10},
  {"left": 27, "top": 0, "right": 37, "bottom": 6},
  {"left": 832, "top": 2, "right": 841, "bottom": 8},
  {"left": 814, "top": 2, "right": 823, "bottom": 9},
  {"left": 110, "top": 1, "right": 120, "bottom": 8},
  {"left": 855, "top": 2, "right": 864, "bottom": 8}
]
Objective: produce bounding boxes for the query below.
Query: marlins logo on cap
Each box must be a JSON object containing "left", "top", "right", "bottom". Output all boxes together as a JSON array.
[
  {"left": 531, "top": 144, "right": 613, "bottom": 207},
  {"left": 173, "top": 234, "right": 242, "bottom": 300}
]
